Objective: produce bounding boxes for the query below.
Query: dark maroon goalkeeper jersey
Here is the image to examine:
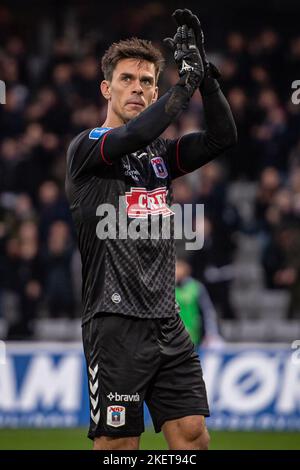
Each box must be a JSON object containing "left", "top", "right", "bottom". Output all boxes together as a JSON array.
[{"left": 66, "top": 127, "right": 184, "bottom": 325}]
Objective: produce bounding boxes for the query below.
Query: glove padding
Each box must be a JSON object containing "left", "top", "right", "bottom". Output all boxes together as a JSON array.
[
  {"left": 164, "top": 25, "right": 204, "bottom": 96},
  {"left": 171, "top": 8, "right": 209, "bottom": 72},
  {"left": 172, "top": 9, "right": 222, "bottom": 95}
]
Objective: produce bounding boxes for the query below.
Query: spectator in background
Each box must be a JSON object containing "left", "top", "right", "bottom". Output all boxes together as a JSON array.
[
  {"left": 265, "top": 188, "right": 293, "bottom": 227},
  {"left": 189, "top": 163, "right": 239, "bottom": 319},
  {"left": 254, "top": 166, "right": 281, "bottom": 236},
  {"left": 226, "top": 32, "right": 249, "bottom": 80},
  {"left": 252, "top": 89, "right": 289, "bottom": 172},
  {"left": 15, "top": 124, "right": 56, "bottom": 201},
  {"left": 193, "top": 162, "right": 226, "bottom": 219},
  {"left": 226, "top": 86, "right": 256, "bottom": 178},
  {"left": 176, "top": 257, "right": 223, "bottom": 348},
  {"left": 38, "top": 180, "right": 72, "bottom": 242},
  {"left": 289, "top": 139, "right": 300, "bottom": 173},
  {"left": 262, "top": 222, "right": 300, "bottom": 318},
  {"left": 52, "top": 62, "right": 75, "bottom": 106},
  {"left": 74, "top": 56, "right": 101, "bottom": 104},
  {"left": 42, "top": 221, "right": 75, "bottom": 318},
  {"left": 0, "top": 87, "right": 26, "bottom": 137},
  {"left": 6, "top": 221, "right": 42, "bottom": 338},
  {"left": 173, "top": 177, "right": 195, "bottom": 258},
  {"left": 0, "top": 138, "right": 21, "bottom": 193},
  {"left": 14, "top": 193, "right": 36, "bottom": 223},
  {"left": 191, "top": 213, "right": 237, "bottom": 319}
]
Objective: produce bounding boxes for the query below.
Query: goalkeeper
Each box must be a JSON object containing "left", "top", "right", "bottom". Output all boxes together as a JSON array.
[{"left": 66, "top": 9, "right": 237, "bottom": 450}]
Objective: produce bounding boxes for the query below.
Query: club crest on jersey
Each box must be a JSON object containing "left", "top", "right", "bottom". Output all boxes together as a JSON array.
[
  {"left": 107, "top": 406, "right": 125, "bottom": 427},
  {"left": 125, "top": 187, "right": 173, "bottom": 218},
  {"left": 150, "top": 157, "right": 168, "bottom": 179}
]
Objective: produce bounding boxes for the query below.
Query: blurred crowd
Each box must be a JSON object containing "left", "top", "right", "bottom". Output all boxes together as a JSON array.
[{"left": 1, "top": 2, "right": 300, "bottom": 338}]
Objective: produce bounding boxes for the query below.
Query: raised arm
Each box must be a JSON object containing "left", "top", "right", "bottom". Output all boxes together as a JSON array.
[
  {"left": 67, "top": 28, "right": 204, "bottom": 179},
  {"left": 164, "top": 9, "right": 237, "bottom": 179}
]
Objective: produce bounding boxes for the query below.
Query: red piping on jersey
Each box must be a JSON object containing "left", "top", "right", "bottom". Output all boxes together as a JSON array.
[
  {"left": 176, "top": 137, "right": 188, "bottom": 174},
  {"left": 100, "top": 130, "right": 113, "bottom": 165}
]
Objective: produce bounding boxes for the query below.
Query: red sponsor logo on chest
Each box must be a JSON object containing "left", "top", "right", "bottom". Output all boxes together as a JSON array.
[
  {"left": 125, "top": 187, "right": 173, "bottom": 218},
  {"left": 109, "top": 406, "right": 124, "bottom": 413}
]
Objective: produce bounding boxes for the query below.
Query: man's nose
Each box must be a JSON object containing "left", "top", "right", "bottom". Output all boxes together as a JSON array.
[{"left": 132, "top": 80, "right": 143, "bottom": 94}]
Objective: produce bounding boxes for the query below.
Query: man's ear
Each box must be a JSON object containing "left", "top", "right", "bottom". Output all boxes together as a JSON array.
[
  {"left": 152, "top": 86, "right": 159, "bottom": 103},
  {"left": 100, "top": 80, "right": 111, "bottom": 100}
]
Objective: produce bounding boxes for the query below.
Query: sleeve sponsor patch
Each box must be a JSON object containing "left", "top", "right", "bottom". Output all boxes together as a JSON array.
[{"left": 89, "top": 127, "right": 112, "bottom": 140}]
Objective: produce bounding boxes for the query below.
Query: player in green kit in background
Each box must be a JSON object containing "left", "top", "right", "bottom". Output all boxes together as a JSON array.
[{"left": 176, "top": 257, "right": 224, "bottom": 348}]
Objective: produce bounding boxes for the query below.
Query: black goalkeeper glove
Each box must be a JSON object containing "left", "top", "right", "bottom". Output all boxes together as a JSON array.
[
  {"left": 164, "top": 24, "right": 204, "bottom": 97},
  {"left": 172, "top": 9, "right": 209, "bottom": 71},
  {"left": 172, "top": 8, "right": 221, "bottom": 95}
]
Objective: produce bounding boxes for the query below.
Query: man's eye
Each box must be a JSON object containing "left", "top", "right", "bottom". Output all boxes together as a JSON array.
[
  {"left": 142, "top": 79, "right": 151, "bottom": 85},
  {"left": 122, "top": 76, "right": 131, "bottom": 82}
]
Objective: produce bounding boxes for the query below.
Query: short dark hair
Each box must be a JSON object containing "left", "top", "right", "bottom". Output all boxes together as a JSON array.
[{"left": 101, "top": 37, "right": 165, "bottom": 83}]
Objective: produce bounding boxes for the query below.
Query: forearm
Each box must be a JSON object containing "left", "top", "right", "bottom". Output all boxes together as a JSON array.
[
  {"left": 200, "top": 81, "right": 238, "bottom": 160},
  {"left": 102, "top": 83, "right": 191, "bottom": 162},
  {"left": 171, "top": 84, "right": 237, "bottom": 176},
  {"left": 170, "top": 8, "right": 237, "bottom": 151},
  {"left": 165, "top": 8, "right": 237, "bottom": 176}
]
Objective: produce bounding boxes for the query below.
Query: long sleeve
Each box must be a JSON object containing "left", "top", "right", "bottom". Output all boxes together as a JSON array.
[
  {"left": 67, "top": 83, "right": 193, "bottom": 179},
  {"left": 164, "top": 82, "right": 238, "bottom": 179}
]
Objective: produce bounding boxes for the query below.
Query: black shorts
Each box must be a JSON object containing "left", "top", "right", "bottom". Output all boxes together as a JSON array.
[{"left": 82, "top": 313, "right": 210, "bottom": 439}]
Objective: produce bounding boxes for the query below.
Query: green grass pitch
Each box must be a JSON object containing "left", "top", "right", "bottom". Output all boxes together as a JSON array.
[{"left": 0, "top": 428, "right": 299, "bottom": 450}]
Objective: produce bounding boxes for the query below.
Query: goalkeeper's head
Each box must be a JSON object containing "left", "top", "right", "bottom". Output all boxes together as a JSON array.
[{"left": 100, "top": 38, "right": 165, "bottom": 124}]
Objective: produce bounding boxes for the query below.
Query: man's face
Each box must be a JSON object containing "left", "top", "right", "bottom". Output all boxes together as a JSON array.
[{"left": 101, "top": 58, "right": 158, "bottom": 124}]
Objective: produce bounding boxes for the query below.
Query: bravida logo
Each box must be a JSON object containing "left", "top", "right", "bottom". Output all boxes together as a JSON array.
[
  {"left": 0, "top": 80, "right": 6, "bottom": 104},
  {"left": 107, "top": 392, "right": 140, "bottom": 402},
  {"left": 125, "top": 187, "right": 173, "bottom": 218}
]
